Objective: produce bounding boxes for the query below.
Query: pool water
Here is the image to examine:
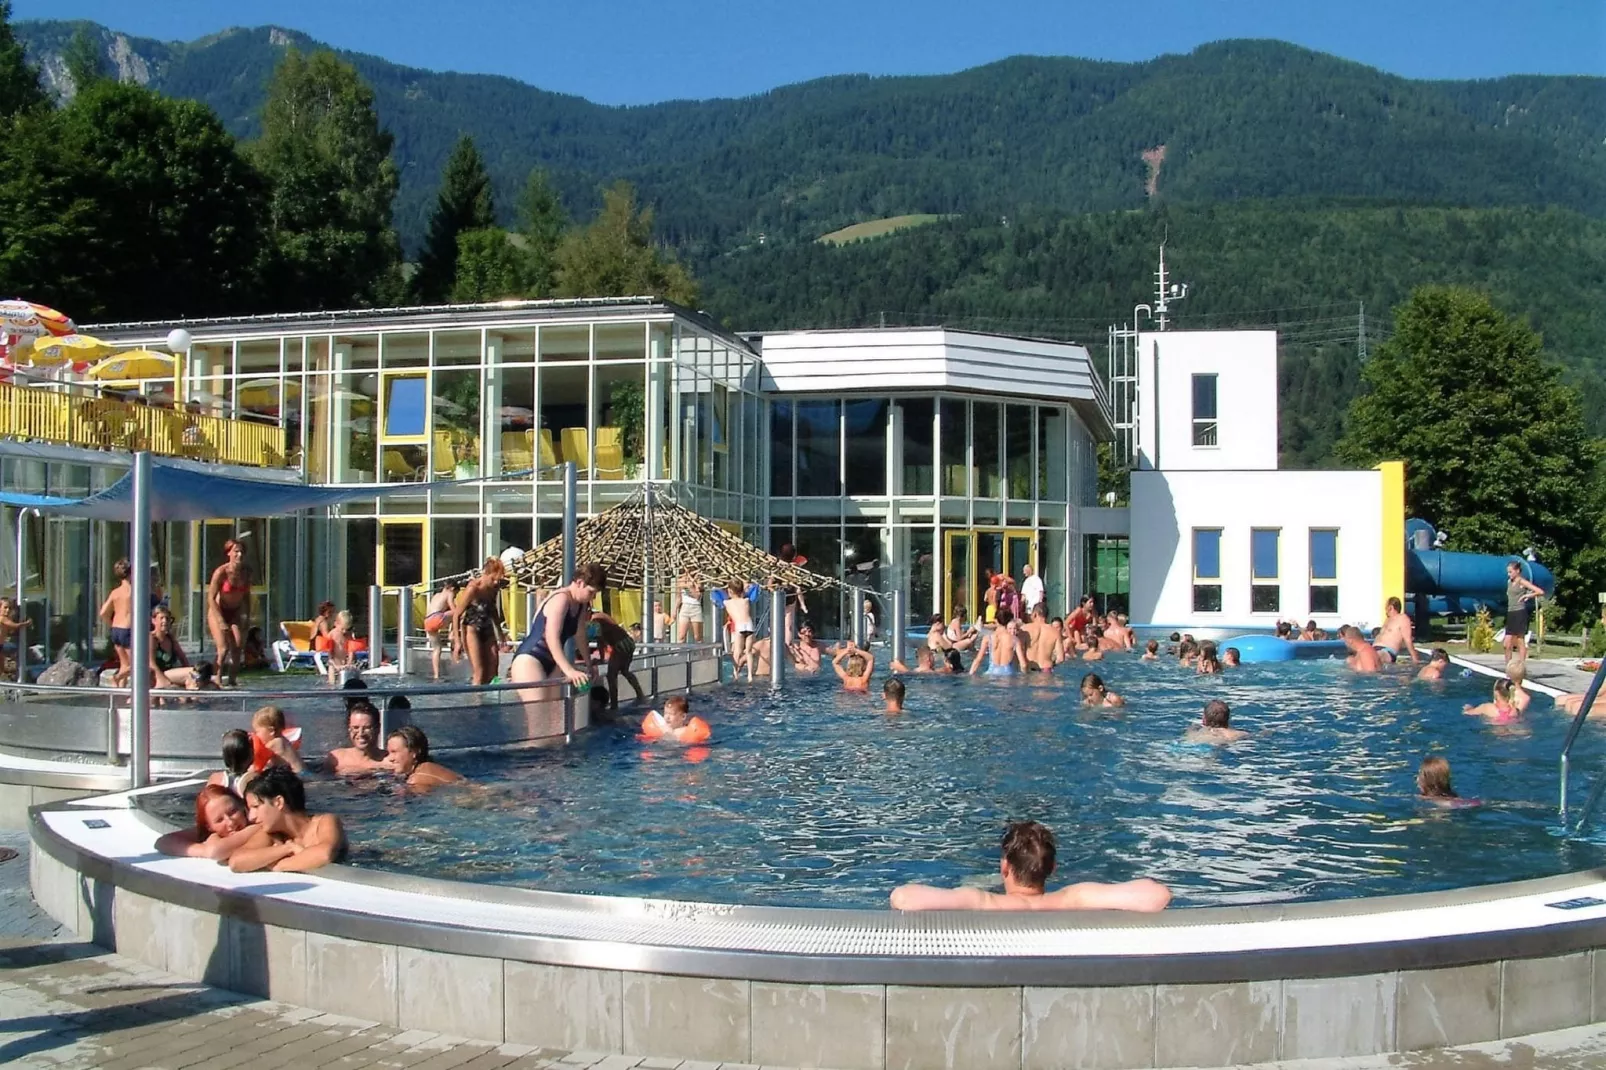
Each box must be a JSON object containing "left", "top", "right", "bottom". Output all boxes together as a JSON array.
[{"left": 164, "top": 657, "right": 1606, "bottom": 908}]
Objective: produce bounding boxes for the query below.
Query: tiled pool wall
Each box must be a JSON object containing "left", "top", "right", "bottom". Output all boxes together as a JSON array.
[{"left": 27, "top": 835, "right": 1606, "bottom": 1070}]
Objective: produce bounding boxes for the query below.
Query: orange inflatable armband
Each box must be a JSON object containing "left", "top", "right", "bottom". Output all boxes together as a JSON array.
[
  {"left": 249, "top": 726, "right": 303, "bottom": 771},
  {"left": 674, "top": 716, "right": 711, "bottom": 744}
]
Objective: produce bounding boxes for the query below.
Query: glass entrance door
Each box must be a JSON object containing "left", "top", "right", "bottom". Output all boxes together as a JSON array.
[{"left": 943, "top": 528, "right": 1036, "bottom": 624}]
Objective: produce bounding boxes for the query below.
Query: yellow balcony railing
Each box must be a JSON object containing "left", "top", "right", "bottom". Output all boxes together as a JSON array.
[{"left": 0, "top": 382, "right": 288, "bottom": 468}]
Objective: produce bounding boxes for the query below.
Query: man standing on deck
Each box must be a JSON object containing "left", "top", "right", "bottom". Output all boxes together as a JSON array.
[{"left": 1020, "top": 565, "right": 1046, "bottom": 618}]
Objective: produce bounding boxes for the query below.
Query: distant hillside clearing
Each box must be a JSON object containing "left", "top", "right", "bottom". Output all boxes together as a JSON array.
[{"left": 818, "top": 215, "right": 951, "bottom": 245}]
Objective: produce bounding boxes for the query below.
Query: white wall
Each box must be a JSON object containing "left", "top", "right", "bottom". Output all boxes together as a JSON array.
[
  {"left": 1128, "top": 469, "right": 1384, "bottom": 630},
  {"left": 1135, "top": 330, "right": 1278, "bottom": 472}
]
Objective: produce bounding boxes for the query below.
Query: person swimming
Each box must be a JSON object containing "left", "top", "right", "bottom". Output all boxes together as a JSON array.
[
  {"left": 970, "top": 607, "right": 1023, "bottom": 675},
  {"left": 883, "top": 676, "right": 905, "bottom": 714},
  {"left": 1141, "top": 639, "right": 1159, "bottom": 661},
  {"left": 1186, "top": 699, "right": 1247, "bottom": 743},
  {"left": 640, "top": 694, "right": 711, "bottom": 743},
  {"left": 385, "top": 725, "right": 463, "bottom": 788},
  {"left": 1417, "top": 754, "right": 1478, "bottom": 807},
  {"left": 1079, "top": 672, "right": 1124, "bottom": 707},
  {"left": 1464, "top": 678, "right": 1528, "bottom": 723},
  {"left": 1417, "top": 648, "right": 1452, "bottom": 681}
]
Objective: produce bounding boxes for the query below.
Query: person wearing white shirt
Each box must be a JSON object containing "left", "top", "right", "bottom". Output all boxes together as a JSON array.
[{"left": 1020, "top": 565, "right": 1046, "bottom": 615}]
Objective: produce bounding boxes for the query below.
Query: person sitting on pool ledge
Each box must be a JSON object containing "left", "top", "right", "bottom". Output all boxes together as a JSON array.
[
  {"left": 1186, "top": 699, "right": 1247, "bottom": 743},
  {"left": 1340, "top": 626, "right": 1382, "bottom": 672},
  {"left": 385, "top": 725, "right": 464, "bottom": 787},
  {"left": 1375, "top": 597, "right": 1420, "bottom": 664},
  {"left": 229, "top": 768, "right": 347, "bottom": 873},
  {"left": 328, "top": 699, "right": 387, "bottom": 775},
  {"left": 890, "top": 820, "right": 1171, "bottom": 912},
  {"left": 832, "top": 641, "right": 875, "bottom": 691},
  {"left": 156, "top": 785, "right": 259, "bottom": 862},
  {"left": 1417, "top": 648, "right": 1452, "bottom": 681}
]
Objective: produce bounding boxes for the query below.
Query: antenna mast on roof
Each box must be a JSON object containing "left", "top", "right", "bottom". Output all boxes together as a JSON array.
[{"left": 1152, "top": 242, "right": 1189, "bottom": 331}]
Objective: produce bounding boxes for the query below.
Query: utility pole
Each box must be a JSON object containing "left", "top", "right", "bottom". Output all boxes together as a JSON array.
[
  {"left": 1152, "top": 243, "right": 1189, "bottom": 331},
  {"left": 1358, "top": 301, "right": 1368, "bottom": 362}
]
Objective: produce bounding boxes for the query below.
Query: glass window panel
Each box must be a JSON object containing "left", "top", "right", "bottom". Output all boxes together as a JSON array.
[
  {"left": 1005, "top": 404, "right": 1032, "bottom": 499},
  {"left": 1252, "top": 585, "right": 1280, "bottom": 613},
  {"left": 336, "top": 334, "right": 379, "bottom": 369},
  {"left": 434, "top": 329, "right": 482, "bottom": 365},
  {"left": 382, "top": 375, "right": 428, "bottom": 438},
  {"left": 595, "top": 362, "right": 646, "bottom": 479},
  {"left": 494, "top": 330, "right": 535, "bottom": 364},
  {"left": 844, "top": 399, "right": 888, "bottom": 496},
  {"left": 334, "top": 372, "right": 377, "bottom": 483},
  {"left": 1193, "top": 528, "right": 1221, "bottom": 580},
  {"left": 434, "top": 368, "right": 484, "bottom": 477},
  {"left": 539, "top": 324, "right": 590, "bottom": 362},
  {"left": 973, "top": 401, "right": 1001, "bottom": 498},
  {"left": 1310, "top": 529, "right": 1338, "bottom": 580},
  {"left": 432, "top": 518, "right": 479, "bottom": 582},
  {"left": 380, "top": 444, "right": 426, "bottom": 483},
  {"left": 651, "top": 360, "right": 673, "bottom": 480},
  {"left": 1311, "top": 586, "right": 1339, "bottom": 613},
  {"left": 794, "top": 400, "right": 841, "bottom": 497},
  {"left": 1037, "top": 407, "right": 1066, "bottom": 501},
  {"left": 1192, "top": 373, "right": 1218, "bottom": 446},
  {"left": 895, "top": 397, "right": 934, "bottom": 496},
  {"left": 940, "top": 399, "right": 967, "bottom": 496},
  {"left": 540, "top": 365, "right": 589, "bottom": 478},
  {"left": 596, "top": 322, "right": 646, "bottom": 361},
  {"left": 236, "top": 340, "right": 281, "bottom": 375},
  {"left": 771, "top": 401, "right": 794, "bottom": 496},
  {"left": 381, "top": 332, "right": 430, "bottom": 369},
  {"left": 1193, "top": 584, "right": 1223, "bottom": 613},
  {"left": 1251, "top": 529, "right": 1280, "bottom": 580}
]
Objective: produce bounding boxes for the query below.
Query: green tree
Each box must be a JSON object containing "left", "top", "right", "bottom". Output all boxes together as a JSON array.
[
  {"left": 517, "top": 167, "right": 567, "bottom": 297},
  {"left": 451, "top": 227, "right": 531, "bottom": 302},
  {"left": 62, "top": 26, "right": 104, "bottom": 94},
  {"left": 412, "top": 134, "right": 494, "bottom": 303},
  {"left": 0, "top": 0, "right": 46, "bottom": 117},
  {"left": 555, "top": 181, "right": 698, "bottom": 305},
  {"left": 1337, "top": 286, "right": 1605, "bottom": 623},
  {"left": 252, "top": 48, "right": 401, "bottom": 311},
  {"left": 0, "top": 81, "right": 267, "bottom": 321}
]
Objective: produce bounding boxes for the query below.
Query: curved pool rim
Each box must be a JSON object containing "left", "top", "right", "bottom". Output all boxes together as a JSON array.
[{"left": 31, "top": 786, "right": 1606, "bottom": 1067}]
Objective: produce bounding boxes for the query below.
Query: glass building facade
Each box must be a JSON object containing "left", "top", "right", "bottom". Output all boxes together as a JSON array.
[{"left": 2, "top": 301, "right": 1105, "bottom": 649}]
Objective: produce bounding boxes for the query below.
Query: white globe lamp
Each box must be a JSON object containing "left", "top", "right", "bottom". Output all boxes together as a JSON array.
[{"left": 166, "top": 328, "right": 192, "bottom": 353}]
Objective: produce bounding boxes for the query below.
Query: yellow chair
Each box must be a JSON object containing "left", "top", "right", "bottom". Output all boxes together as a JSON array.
[
  {"left": 561, "top": 427, "right": 590, "bottom": 476},
  {"left": 501, "top": 430, "right": 534, "bottom": 474},
  {"left": 537, "top": 427, "right": 560, "bottom": 472},
  {"left": 432, "top": 431, "right": 458, "bottom": 479},
  {"left": 594, "top": 426, "right": 624, "bottom": 479},
  {"left": 280, "top": 621, "right": 314, "bottom": 652},
  {"left": 383, "top": 448, "right": 419, "bottom": 481}
]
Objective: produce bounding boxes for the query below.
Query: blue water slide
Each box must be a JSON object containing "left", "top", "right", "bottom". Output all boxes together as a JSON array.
[{"left": 1403, "top": 519, "right": 1555, "bottom": 618}]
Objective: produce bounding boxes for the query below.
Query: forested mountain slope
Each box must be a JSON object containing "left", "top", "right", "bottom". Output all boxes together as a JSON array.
[{"left": 18, "top": 22, "right": 1606, "bottom": 253}]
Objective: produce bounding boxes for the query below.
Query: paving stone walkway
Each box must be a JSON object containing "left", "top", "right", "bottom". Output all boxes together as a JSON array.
[{"left": 6, "top": 830, "right": 1606, "bottom": 1068}]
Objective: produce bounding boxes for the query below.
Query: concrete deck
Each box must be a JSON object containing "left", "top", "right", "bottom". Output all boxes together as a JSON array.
[{"left": 1457, "top": 654, "right": 1597, "bottom": 695}]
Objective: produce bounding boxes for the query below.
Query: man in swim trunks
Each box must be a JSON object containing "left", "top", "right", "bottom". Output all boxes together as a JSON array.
[
  {"left": 970, "top": 607, "right": 1024, "bottom": 675},
  {"left": 883, "top": 676, "right": 905, "bottom": 714},
  {"left": 98, "top": 558, "right": 135, "bottom": 686},
  {"left": 511, "top": 563, "right": 603, "bottom": 695},
  {"left": 1375, "top": 597, "right": 1420, "bottom": 664},
  {"left": 1340, "top": 625, "right": 1382, "bottom": 672},
  {"left": 327, "top": 700, "right": 387, "bottom": 775},
  {"left": 1186, "top": 699, "right": 1247, "bottom": 743},
  {"left": 1022, "top": 605, "right": 1061, "bottom": 671},
  {"left": 790, "top": 624, "right": 822, "bottom": 673},
  {"left": 424, "top": 580, "right": 459, "bottom": 680},
  {"left": 1417, "top": 648, "right": 1452, "bottom": 681},
  {"left": 832, "top": 641, "right": 875, "bottom": 691},
  {"left": 890, "top": 820, "right": 1171, "bottom": 912}
]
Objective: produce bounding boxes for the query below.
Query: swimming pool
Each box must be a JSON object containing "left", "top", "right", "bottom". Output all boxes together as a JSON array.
[{"left": 150, "top": 657, "right": 1606, "bottom": 908}]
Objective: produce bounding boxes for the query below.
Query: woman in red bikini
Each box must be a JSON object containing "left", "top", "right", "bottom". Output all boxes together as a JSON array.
[{"left": 208, "top": 539, "right": 251, "bottom": 685}]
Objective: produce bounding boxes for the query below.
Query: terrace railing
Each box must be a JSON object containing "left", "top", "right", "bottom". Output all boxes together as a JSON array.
[{"left": 0, "top": 381, "right": 287, "bottom": 468}]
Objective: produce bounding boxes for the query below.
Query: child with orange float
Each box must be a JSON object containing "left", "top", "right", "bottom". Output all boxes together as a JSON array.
[
  {"left": 640, "top": 694, "right": 712, "bottom": 744},
  {"left": 250, "top": 704, "right": 304, "bottom": 773}
]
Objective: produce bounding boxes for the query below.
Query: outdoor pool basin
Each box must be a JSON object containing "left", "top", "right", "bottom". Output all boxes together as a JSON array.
[{"left": 27, "top": 656, "right": 1606, "bottom": 1069}]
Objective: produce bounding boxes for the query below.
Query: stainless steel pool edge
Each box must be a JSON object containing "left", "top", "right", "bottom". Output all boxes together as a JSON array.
[{"left": 29, "top": 798, "right": 1606, "bottom": 987}]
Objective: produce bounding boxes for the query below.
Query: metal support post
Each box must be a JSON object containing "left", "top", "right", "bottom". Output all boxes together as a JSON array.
[
  {"left": 13, "top": 507, "right": 26, "bottom": 683},
  {"left": 769, "top": 586, "right": 786, "bottom": 691},
  {"left": 367, "top": 584, "right": 383, "bottom": 669},
  {"left": 397, "top": 585, "right": 413, "bottom": 675},
  {"left": 129, "top": 453, "right": 152, "bottom": 788},
  {"left": 891, "top": 589, "right": 906, "bottom": 667},
  {"left": 561, "top": 461, "right": 577, "bottom": 585},
  {"left": 713, "top": 598, "right": 726, "bottom": 655},
  {"left": 851, "top": 590, "right": 866, "bottom": 648},
  {"left": 642, "top": 485, "right": 655, "bottom": 642},
  {"left": 525, "top": 590, "right": 538, "bottom": 633}
]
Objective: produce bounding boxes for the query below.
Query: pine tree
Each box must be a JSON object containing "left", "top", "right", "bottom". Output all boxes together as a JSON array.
[
  {"left": 0, "top": 0, "right": 46, "bottom": 117},
  {"left": 451, "top": 227, "right": 532, "bottom": 302},
  {"left": 62, "top": 26, "right": 105, "bottom": 95},
  {"left": 412, "top": 134, "right": 494, "bottom": 304},
  {"left": 516, "top": 167, "right": 567, "bottom": 298},
  {"left": 252, "top": 48, "right": 401, "bottom": 311}
]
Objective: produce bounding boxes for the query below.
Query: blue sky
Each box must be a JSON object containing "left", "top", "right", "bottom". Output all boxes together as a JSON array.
[{"left": 14, "top": 0, "right": 1605, "bottom": 105}]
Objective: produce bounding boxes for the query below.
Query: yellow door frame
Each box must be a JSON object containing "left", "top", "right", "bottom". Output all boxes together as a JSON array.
[
  {"left": 377, "top": 516, "right": 431, "bottom": 629},
  {"left": 943, "top": 527, "right": 1037, "bottom": 623}
]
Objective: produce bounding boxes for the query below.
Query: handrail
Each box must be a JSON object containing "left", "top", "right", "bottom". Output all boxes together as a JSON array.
[{"left": 1557, "top": 657, "right": 1606, "bottom": 820}]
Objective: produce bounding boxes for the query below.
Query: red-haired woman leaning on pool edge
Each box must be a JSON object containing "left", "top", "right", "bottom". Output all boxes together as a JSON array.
[{"left": 155, "top": 785, "right": 259, "bottom": 862}]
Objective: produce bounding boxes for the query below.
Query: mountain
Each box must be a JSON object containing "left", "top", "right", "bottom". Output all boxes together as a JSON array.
[
  {"left": 696, "top": 200, "right": 1606, "bottom": 465},
  {"left": 17, "top": 22, "right": 1606, "bottom": 255}
]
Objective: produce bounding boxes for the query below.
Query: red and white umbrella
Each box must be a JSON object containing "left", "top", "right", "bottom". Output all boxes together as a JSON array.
[{"left": 0, "top": 300, "right": 75, "bottom": 342}]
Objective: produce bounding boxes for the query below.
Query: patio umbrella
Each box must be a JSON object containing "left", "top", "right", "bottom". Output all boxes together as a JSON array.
[
  {"left": 21, "top": 333, "right": 114, "bottom": 366},
  {"left": 0, "top": 300, "right": 75, "bottom": 341},
  {"left": 85, "top": 350, "right": 177, "bottom": 381},
  {"left": 508, "top": 482, "right": 842, "bottom": 592},
  {"left": 237, "top": 378, "right": 301, "bottom": 409}
]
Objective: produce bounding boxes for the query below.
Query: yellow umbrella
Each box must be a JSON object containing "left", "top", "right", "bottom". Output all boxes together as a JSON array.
[
  {"left": 237, "top": 378, "right": 301, "bottom": 408},
  {"left": 21, "top": 333, "right": 115, "bottom": 366},
  {"left": 84, "top": 350, "right": 178, "bottom": 381}
]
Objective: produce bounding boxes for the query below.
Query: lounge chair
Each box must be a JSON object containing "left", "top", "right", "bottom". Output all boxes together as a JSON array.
[
  {"left": 272, "top": 621, "right": 327, "bottom": 674},
  {"left": 561, "top": 426, "right": 590, "bottom": 476},
  {"left": 594, "top": 426, "right": 625, "bottom": 479},
  {"left": 501, "top": 430, "right": 534, "bottom": 475}
]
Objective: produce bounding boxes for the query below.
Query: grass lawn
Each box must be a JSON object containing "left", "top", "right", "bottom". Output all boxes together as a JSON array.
[{"left": 817, "top": 214, "right": 951, "bottom": 245}]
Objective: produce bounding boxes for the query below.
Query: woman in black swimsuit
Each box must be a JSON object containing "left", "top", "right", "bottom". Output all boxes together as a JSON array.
[
  {"left": 510, "top": 563, "right": 604, "bottom": 709},
  {"left": 452, "top": 557, "right": 507, "bottom": 685}
]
